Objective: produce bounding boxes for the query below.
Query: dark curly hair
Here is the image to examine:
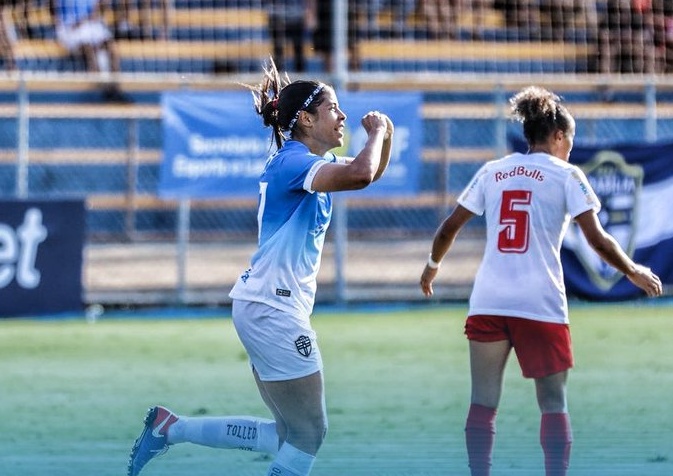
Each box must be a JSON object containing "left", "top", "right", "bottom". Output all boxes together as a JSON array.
[{"left": 510, "top": 86, "right": 574, "bottom": 147}]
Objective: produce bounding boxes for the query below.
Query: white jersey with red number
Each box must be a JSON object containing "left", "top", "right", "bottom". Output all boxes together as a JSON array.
[{"left": 458, "top": 152, "right": 601, "bottom": 324}]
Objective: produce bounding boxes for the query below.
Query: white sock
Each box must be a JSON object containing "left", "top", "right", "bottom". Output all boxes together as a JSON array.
[
  {"left": 266, "top": 443, "right": 316, "bottom": 476},
  {"left": 167, "top": 415, "right": 278, "bottom": 454}
]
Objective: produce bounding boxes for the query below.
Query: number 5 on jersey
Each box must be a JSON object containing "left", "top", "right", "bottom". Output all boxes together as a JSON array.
[{"left": 498, "top": 189, "right": 532, "bottom": 253}]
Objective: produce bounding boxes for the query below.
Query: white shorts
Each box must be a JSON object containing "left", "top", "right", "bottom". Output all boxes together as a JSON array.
[
  {"left": 231, "top": 299, "right": 323, "bottom": 382},
  {"left": 56, "top": 20, "right": 112, "bottom": 51}
]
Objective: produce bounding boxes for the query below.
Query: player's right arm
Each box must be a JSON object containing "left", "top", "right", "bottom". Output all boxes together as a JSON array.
[
  {"left": 574, "top": 210, "right": 663, "bottom": 297},
  {"left": 421, "top": 205, "right": 475, "bottom": 297},
  {"left": 311, "top": 112, "right": 390, "bottom": 192}
]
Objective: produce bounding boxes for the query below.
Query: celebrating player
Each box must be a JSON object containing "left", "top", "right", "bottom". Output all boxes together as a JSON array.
[
  {"left": 420, "top": 85, "right": 662, "bottom": 476},
  {"left": 127, "top": 58, "right": 393, "bottom": 476}
]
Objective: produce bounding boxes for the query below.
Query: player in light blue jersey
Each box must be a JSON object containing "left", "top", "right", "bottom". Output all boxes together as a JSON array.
[{"left": 127, "top": 58, "right": 393, "bottom": 476}]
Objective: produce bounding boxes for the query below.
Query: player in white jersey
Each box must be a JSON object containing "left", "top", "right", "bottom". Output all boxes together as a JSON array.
[
  {"left": 127, "top": 58, "right": 393, "bottom": 476},
  {"left": 420, "top": 86, "right": 662, "bottom": 476}
]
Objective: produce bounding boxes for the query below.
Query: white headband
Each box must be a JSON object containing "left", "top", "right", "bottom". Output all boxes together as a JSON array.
[{"left": 287, "top": 85, "right": 324, "bottom": 131}]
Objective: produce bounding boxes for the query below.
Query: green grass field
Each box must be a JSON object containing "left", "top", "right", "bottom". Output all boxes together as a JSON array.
[{"left": 0, "top": 302, "right": 672, "bottom": 476}]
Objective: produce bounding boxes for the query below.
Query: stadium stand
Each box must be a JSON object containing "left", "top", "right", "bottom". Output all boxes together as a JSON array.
[{"left": 5, "top": 1, "right": 604, "bottom": 74}]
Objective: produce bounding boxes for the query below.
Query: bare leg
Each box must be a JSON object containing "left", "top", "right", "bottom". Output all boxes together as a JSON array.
[
  {"left": 255, "top": 370, "right": 327, "bottom": 456},
  {"left": 254, "top": 368, "right": 286, "bottom": 449},
  {"left": 469, "top": 339, "right": 511, "bottom": 408},
  {"left": 535, "top": 370, "right": 568, "bottom": 414}
]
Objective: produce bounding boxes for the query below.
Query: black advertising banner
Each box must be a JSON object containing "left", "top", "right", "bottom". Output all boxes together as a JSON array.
[{"left": 0, "top": 200, "right": 85, "bottom": 317}]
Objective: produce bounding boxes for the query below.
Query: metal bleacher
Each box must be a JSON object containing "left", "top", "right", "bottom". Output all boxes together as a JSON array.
[
  {"left": 14, "top": 4, "right": 268, "bottom": 73},
  {"left": 9, "top": 1, "right": 600, "bottom": 75}
]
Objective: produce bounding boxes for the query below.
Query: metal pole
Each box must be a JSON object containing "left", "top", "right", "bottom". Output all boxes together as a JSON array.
[
  {"left": 174, "top": 79, "right": 192, "bottom": 305},
  {"left": 331, "top": 0, "right": 349, "bottom": 305},
  {"left": 439, "top": 118, "right": 451, "bottom": 220},
  {"left": 125, "top": 118, "right": 140, "bottom": 240},
  {"left": 644, "top": 80, "right": 657, "bottom": 143},
  {"left": 176, "top": 199, "right": 190, "bottom": 304},
  {"left": 333, "top": 0, "right": 348, "bottom": 84},
  {"left": 16, "top": 75, "right": 29, "bottom": 198},
  {"left": 494, "top": 84, "right": 508, "bottom": 159}
]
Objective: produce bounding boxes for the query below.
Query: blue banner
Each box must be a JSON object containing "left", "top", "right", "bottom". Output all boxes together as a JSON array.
[
  {"left": 0, "top": 200, "right": 85, "bottom": 316},
  {"left": 159, "top": 92, "right": 269, "bottom": 198},
  {"left": 510, "top": 135, "right": 673, "bottom": 300},
  {"left": 337, "top": 91, "right": 422, "bottom": 197},
  {"left": 159, "top": 90, "right": 421, "bottom": 198}
]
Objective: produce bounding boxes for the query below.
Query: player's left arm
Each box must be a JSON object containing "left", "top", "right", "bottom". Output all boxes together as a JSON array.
[{"left": 575, "top": 209, "right": 663, "bottom": 297}]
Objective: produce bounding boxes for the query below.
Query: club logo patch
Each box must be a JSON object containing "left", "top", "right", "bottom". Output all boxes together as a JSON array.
[{"left": 294, "top": 335, "right": 312, "bottom": 357}]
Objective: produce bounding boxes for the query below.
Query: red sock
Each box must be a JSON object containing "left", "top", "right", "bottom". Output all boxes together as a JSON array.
[
  {"left": 540, "top": 413, "right": 573, "bottom": 476},
  {"left": 465, "top": 404, "right": 497, "bottom": 476}
]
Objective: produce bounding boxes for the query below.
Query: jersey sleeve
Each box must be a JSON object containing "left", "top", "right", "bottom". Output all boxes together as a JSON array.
[
  {"left": 457, "top": 163, "right": 489, "bottom": 216},
  {"left": 303, "top": 152, "right": 341, "bottom": 193},
  {"left": 278, "top": 150, "right": 327, "bottom": 194},
  {"left": 565, "top": 166, "right": 601, "bottom": 218}
]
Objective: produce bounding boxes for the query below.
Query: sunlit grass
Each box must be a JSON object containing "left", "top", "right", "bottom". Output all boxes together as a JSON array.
[{"left": 0, "top": 303, "right": 671, "bottom": 475}]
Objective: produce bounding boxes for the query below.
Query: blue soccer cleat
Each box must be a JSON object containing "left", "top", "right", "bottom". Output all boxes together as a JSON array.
[{"left": 127, "top": 406, "right": 178, "bottom": 476}]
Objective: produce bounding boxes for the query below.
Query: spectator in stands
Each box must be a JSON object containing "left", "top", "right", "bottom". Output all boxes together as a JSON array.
[
  {"left": 652, "top": 0, "right": 673, "bottom": 72},
  {"left": 51, "top": 0, "right": 132, "bottom": 102},
  {"left": 598, "top": 0, "right": 656, "bottom": 74},
  {"left": 0, "top": 0, "right": 17, "bottom": 70},
  {"left": 312, "top": 0, "right": 361, "bottom": 71},
  {"left": 266, "top": 0, "right": 309, "bottom": 72},
  {"left": 0, "top": 0, "right": 30, "bottom": 70},
  {"left": 111, "top": 0, "right": 170, "bottom": 40},
  {"left": 536, "top": 0, "right": 600, "bottom": 72},
  {"left": 538, "top": 0, "right": 599, "bottom": 44},
  {"left": 418, "top": 0, "right": 458, "bottom": 40},
  {"left": 367, "top": 0, "right": 416, "bottom": 38},
  {"left": 493, "top": 0, "right": 542, "bottom": 40},
  {"left": 127, "top": 57, "right": 394, "bottom": 476},
  {"left": 420, "top": 85, "right": 663, "bottom": 476},
  {"left": 466, "top": 0, "right": 491, "bottom": 40}
]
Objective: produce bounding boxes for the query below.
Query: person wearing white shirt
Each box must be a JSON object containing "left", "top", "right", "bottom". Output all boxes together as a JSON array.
[{"left": 420, "top": 85, "right": 662, "bottom": 476}]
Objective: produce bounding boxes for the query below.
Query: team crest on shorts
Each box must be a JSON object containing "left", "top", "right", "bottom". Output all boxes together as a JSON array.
[{"left": 294, "top": 335, "right": 312, "bottom": 357}]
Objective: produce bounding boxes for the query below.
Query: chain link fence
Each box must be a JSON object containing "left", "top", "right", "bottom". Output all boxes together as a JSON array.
[
  {"left": 2, "top": 0, "right": 673, "bottom": 307},
  {"left": 2, "top": 78, "right": 672, "bottom": 307}
]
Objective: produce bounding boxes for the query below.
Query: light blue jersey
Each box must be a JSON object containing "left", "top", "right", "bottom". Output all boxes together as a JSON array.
[{"left": 229, "top": 141, "right": 341, "bottom": 318}]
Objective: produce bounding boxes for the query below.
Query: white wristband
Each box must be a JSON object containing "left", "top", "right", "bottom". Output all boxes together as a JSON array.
[{"left": 427, "top": 253, "right": 441, "bottom": 269}]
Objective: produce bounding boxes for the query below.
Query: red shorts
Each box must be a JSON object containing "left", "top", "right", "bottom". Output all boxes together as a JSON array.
[{"left": 465, "top": 314, "right": 573, "bottom": 379}]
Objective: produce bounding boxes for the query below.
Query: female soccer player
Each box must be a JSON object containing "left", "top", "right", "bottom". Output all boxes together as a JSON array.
[
  {"left": 127, "top": 59, "right": 393, "bottom": 476},
  {"left": 420, "top": 86, "right": 662, "bottom": 476}
]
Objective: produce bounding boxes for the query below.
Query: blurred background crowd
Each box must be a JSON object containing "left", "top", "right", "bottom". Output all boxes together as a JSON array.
[{"left": 0, "top": 0, "right": 672, "bottom": 83}]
